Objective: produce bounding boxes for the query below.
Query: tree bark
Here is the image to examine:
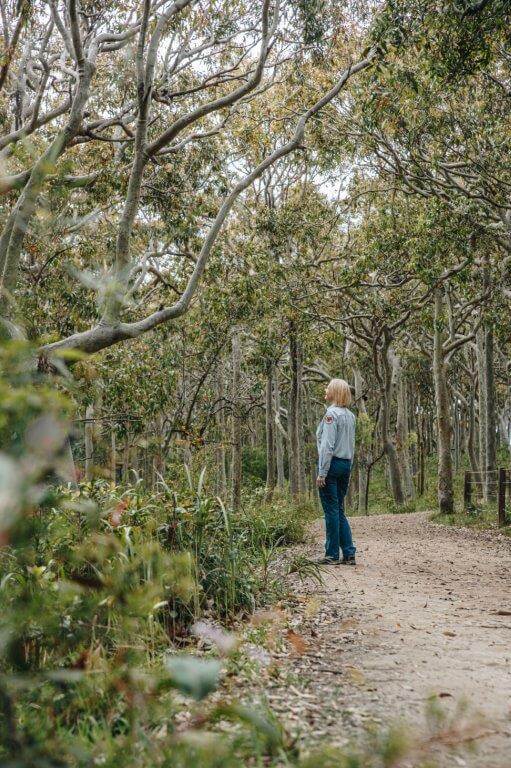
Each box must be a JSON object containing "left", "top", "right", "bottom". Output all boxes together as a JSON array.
[
  {"left": 273, "top": 367, "right": 285, "bottom": 489},
  {"left": 265, "top": 360, "right": 276, "bottom": 499},
  {"left": 467, "top": 388, "right": 479, "bottom": 474},
  {"left": 484, "top": 321, "right": 497, "bottom": 502},
  {"left": 230, "top": 329, "right": 242, "bottom": 512},
  {"left": 288, "top": 321, "right": 303, "bottom": 499},
  {"left": 392, "top": 352, "right": 415, "bottom": 501},
  {"left": 433, "top": 288, "right": 454, "bottom": 514},
  {"left": 297, "top": 347, "right": 307, "bottom": 496},
  {"left": 476, "top": 326, "right": 487, "bottom": 498},
  {"left": 215, "top": 360, "right": 227, "bottom": 497},
  {"left": 418, "top": 412, "right": 426, "bottom": 497},
  {"left": 353, "top": 366, "right": 371, "bottom": 514},
  {"left": 302, "top": 382, "right": 318, "bottom": 500},
  {"left": 381, "top": 335, "right": 405, "bottom": 506}
]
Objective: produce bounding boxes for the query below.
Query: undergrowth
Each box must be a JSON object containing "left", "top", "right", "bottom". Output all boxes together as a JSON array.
[
  {"left": 431, "top": 503, "right": 511, "bottom": 536},
  {"left": 355, "top": 454, "right": 511, "bottom": 537},
  {"left": 0, "top": 342, "right": 474, "bottom": 767}
]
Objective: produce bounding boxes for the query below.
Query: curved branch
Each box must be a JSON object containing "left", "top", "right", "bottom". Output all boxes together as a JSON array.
[{"left": 42, "top": 50, "right": 377, "bottom": 357}]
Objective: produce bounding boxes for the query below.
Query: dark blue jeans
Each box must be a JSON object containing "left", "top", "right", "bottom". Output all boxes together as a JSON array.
[{"left": 319, "top": 457, "right": 356, "bottom": 560}]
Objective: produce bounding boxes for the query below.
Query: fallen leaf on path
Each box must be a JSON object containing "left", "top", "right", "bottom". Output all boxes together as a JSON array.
[
  {"left": 494, "top": 610, "right": 511, "bottom": 616},
  {"left": 286, "top": 629, "right": 309, "bottom": 655},
  {"left": 438, "top": 691, "right": 453, "bottom": 698},
  {"left": 443, "top": 631, "right": 456, "bottom": 637}
]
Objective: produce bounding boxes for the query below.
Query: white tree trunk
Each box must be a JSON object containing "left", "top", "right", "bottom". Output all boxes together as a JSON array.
[
  {"left": 230, "top": 329, "right": 242, "bottom": 511},
  {"left": 433, "top": 289, "right": 454, "bottom": 514}
]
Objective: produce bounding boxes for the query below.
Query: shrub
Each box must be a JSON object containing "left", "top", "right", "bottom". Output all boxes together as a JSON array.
[
  {"left": 0, "top": 342, "right": 299, "bottom": 766},
  {"left": 241, "top": 489, "right": 318, "bottom": 548}
]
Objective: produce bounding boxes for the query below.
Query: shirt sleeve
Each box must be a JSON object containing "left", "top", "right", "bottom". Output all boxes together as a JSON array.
[{"left": 318, "top": 413, "right": 337, "bottom": 477}]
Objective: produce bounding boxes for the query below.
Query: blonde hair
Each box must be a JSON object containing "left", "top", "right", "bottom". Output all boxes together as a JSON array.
[{"left": 326, "top": 378, "right": 352, "bottom": 407}]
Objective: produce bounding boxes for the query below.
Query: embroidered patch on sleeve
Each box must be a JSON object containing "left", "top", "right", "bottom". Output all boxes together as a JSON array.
[{"left": 325, "top": 415, "right": 334, "bottom": 424}]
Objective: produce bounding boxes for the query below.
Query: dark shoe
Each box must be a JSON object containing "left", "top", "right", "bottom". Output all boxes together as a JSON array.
[
  {"left": 315, "top": 556, "right": 340, "bottom": 565},
  {"left": 341, "top": 556, "right": 356, "bottom": 566}
]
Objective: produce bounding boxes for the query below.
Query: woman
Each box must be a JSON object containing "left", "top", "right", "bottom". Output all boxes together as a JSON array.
[{"left": 316, "top": 378, "right": 356, "bottom": 565}]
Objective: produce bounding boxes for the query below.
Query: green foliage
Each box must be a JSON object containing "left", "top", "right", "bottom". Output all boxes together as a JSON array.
[
  {"left": 241, "top": 490, "right": 318, "bottom": 549},
  {"left": 1, "top": 346, "right": 455, "bottom": 767},
  {"left": 0, "top": 347, "right": 304, "bottom": 766},
  {"left": 371, "top": 0, "right": 511, "bottom": 80},
  {"left": 242, "top": 445, "right": 267, "bottom": 484},
  {"left": 356, "top": 412, "right": 374, "bottom": 451}
]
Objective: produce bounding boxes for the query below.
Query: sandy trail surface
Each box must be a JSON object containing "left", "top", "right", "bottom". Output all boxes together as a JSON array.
[{"left": 263, "top": 512, "right": 511, "bottom": 766}]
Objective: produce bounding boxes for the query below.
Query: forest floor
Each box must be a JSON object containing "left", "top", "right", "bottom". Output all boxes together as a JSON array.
[{"left": 241, "top": 512, "right": 511, "bottom": 767}]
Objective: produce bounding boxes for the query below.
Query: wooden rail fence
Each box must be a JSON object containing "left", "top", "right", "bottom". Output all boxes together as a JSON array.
[{"left": 463, "top": 469, "right": 510, "bottom": 527}]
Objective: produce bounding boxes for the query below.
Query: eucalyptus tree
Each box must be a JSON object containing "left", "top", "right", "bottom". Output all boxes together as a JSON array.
[
  {"left": 0, "top": 0, "right": 377, "bottom": 361},
  {"left": 316, "top": 0, "right": 511, "bottom": 513},
  {"left": 350, "top": 0, "right": 511, "bottom": 277}
]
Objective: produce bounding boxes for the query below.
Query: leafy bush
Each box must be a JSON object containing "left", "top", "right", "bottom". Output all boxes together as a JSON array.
[
  {"left": 0, "top": 342, "right": 300, "bottom": 766},
  {"left": 241, "top": 488, "right": 318, "bottom": 548}
]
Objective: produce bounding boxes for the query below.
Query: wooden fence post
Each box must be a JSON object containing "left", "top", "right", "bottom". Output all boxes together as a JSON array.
[
  {"left": 463, "top": 471, "right": 471, "bottom": 512},
  {"left": 498, "top": 468, "right": 506, "bottom": 527}
]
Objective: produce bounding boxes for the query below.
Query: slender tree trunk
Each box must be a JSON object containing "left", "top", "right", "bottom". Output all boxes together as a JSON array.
[
  {"left": 476, "top": 327, "right": 487, "bottom": 499},
  {"left": 392, "top": 352, "right": 415, "bottom": 501},
  {"left": 297, "top": 348, "right": 307, "bottom": 496},
  {"left": 302, "top": 383, "right": 318, "bottom": 500},
  {"left": 484, "top": 322, "right": 497, "bottom": 502},
  {"left": 353, "top": 367, "right": 370, "bottom": 514},
  {"left": 381, "top": 337, "right": 405, "bottom": 506},
  {"left": 452, "top": 400, "right": 460, "bottom": 473},
  {"left": 288, "top": 321, "right": 302, "bottom": 498},
  {"left": 265, "top": 360, "right": 276, "bottom": 499},
  {"left": 467, "top": 389, "right": 479, "bottom": 474},
  {"left": 419, "top": 426, "right": 425, "bottom": 496},
  {"left": 408, "top": 383, "right": 417, "bottom": 478},
  {"left": 273, "top": 367, "right": 285, "bottom": 489},
  {"left": 433, "top": 288, "right": 454, "bottom": 514},
  {"left": 215, "top": 360, "right": 227, "bottom": 497},
  {"left": 498, "top": 407, "right": 511, "bottom": 455},
  {"left": 249, "top": 413, "right": 257, "bottom": 449},
  {"left": 154, "top": 414, "right": 165, "bottom": 483},
  {"left": 230, "top": 329, "right": 242, "bottom": 512}
]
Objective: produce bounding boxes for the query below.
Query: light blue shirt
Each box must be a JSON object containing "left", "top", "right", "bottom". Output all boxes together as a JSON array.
[{"left": 316, "top": 406, "right": 356, "bottom": 477}]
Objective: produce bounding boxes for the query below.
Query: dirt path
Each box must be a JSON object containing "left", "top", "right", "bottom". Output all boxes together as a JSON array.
[{"left": 261, "top": 512, "right": 511, "bottom": 766}]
